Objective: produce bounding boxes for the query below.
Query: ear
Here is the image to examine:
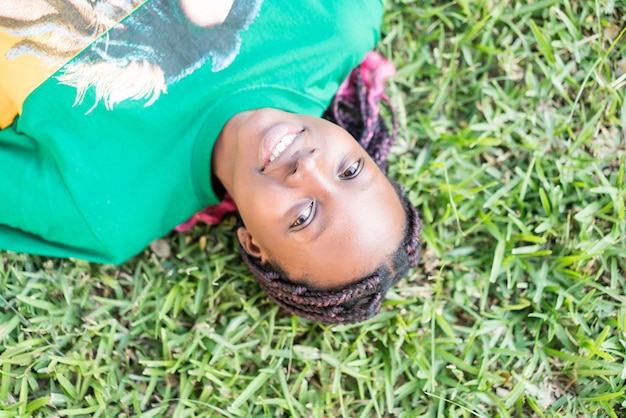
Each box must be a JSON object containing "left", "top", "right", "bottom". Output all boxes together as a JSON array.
[{"left": 237, "top": 226, "right": 269, "bottom": 264}]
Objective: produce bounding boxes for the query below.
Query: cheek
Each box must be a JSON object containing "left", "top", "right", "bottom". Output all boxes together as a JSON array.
[{"left": 236, "top": 188, "right": 288, "bottom": 238}]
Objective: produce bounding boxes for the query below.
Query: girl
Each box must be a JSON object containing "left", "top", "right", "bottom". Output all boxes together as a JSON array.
[{"left": 0, "top": 0, "right": 420, "bottom": 324}]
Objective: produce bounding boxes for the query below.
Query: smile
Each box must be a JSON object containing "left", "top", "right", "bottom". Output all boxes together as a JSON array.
[
  {"left": 259, "top": 124, "right": 303, "bottom": 170},
  {"left": 269, "top": 133, "right": 297, "bottom": 162}
]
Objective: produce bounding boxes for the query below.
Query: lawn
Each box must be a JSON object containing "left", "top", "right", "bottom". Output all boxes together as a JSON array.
[{"left": 1, "top": 0, "right": 625, "bottom": 416}]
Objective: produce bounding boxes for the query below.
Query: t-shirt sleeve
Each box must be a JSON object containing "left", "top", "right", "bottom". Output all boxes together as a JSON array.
[{"left": 0, "top": 123, "right": 117, "bottom": 263}]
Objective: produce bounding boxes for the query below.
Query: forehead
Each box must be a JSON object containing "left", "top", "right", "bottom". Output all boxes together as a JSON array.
[{"left": 281, "top": 177, "right": 406, "bottom": 290}]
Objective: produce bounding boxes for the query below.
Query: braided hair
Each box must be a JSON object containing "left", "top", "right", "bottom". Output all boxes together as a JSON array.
[{"left": 237, "top": 52, "right": 421, "bottom": 324}]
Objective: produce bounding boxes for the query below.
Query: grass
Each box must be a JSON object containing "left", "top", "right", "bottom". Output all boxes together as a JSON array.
[{"left": 1, "top": 0, "right": 625, "bottom": 416}]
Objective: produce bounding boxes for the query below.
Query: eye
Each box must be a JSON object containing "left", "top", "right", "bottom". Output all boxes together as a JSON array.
[
  {"left": 339, "top": 159, "right": 363, "bottom": 179},
  {"left": 291, "top": 201, "right": 315, "bottom": 230}
]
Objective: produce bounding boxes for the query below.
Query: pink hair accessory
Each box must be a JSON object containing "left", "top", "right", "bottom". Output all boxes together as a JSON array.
[{"left": 337, "top": 51, "right": 396, "bottom": 113}]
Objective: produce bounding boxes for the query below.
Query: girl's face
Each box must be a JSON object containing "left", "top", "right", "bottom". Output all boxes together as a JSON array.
[{"left": 213, "top": 108, "right": 406, "bottom": 290}]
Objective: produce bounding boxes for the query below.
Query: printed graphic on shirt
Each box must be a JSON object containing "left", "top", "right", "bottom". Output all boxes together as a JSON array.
[
  {"left": 0, "top": 0, "right": 263, "bottom": 121},
  {"left": 0, "top": 0, "right": 144, "bottom": 66},
  {"left": 0, "top": 0, "right": 144, "bottom": 127},
  {"left": 58, "top": 0, "right": 264, "bottom": 111}
]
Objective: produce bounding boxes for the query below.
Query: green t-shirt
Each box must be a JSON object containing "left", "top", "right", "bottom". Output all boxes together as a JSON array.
[{"left": 0, "top": 0, "right": 382, "bottom": 264}]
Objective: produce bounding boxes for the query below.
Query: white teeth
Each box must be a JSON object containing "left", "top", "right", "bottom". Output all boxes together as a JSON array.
[{"left": 269, "top": 133, "right": 296, "bottom": 162}]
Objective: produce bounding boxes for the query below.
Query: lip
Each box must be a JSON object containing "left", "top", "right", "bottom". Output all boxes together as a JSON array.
[{"left": 259, "top": 123, "right": 303, "bottom": 170}]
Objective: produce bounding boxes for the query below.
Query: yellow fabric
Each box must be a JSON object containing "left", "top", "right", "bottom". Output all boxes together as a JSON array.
[
  {"left": 0, "top": 31, "right": 57, "bottom": 128},
  {"left": 0, "top": 84, "right": 17, "bottom": 129}
]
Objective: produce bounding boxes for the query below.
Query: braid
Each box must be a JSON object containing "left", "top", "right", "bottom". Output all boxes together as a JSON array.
[
  {"left": 399, "top": 184, "right": 421, "bottom": 268},
  {"left": 323, "top": 51, "right": 397, "bottom": 172},
  {"left": 238, "top": 52, "right": 422, "bottom": 325},
  {"left": 239, "top": 248, "right": 388, "bottom": 324}
]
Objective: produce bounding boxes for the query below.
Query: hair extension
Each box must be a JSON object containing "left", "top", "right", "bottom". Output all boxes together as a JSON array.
[{"left": 325, "top": 51, "right": 397, "bottom": 172}]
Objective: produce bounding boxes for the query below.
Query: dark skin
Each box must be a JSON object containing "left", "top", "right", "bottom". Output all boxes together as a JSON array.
[{"left": 212, "top": 108, "right": 405, "bottom": 290}]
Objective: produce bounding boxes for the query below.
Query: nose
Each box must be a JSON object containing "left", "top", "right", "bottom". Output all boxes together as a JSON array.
[
  {"left": 286, "top": 148, "right": 328, "bottom": 189},
  {"left": 297, "top": 148, "right": 319, "bottom": 172}
]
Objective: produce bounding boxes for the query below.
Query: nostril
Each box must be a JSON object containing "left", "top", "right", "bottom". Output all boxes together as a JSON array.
[{"left": 288, "top": 149, "right": 318, "bottom": 179}]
